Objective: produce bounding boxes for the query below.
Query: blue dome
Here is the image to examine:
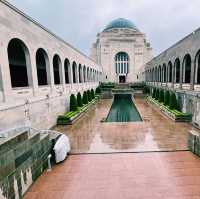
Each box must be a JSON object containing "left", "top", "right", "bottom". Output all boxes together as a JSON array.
[{"left": 103, "top": 18, "right": 138, "bottom": 31}]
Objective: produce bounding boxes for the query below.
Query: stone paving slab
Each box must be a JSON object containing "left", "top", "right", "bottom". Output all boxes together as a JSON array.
[
  {"left": 54, "top": 98, "right": 195, "bottom": 153},
  {"left": 25, "top": 152, "right": 200, "bottom": 199}
]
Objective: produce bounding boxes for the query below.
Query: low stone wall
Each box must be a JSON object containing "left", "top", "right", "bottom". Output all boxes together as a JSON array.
[{"left": 0, "top": 128, "right": 52, "bottom": 199}]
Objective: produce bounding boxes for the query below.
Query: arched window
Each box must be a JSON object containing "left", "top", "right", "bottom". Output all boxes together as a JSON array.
[
  {"left": 183, "top": 54, "right": 191, "bottom": 83},
  {"left": 53, "top": 55, "right": 61, "bottom": 85},
  {"left": 72, "top": 61, "right": 77, "bottom": 83},
  {"left": 158, "top": 65, "right": 161, "bottom": 82},
  {"left": 78, "top": 64, "right": 82, "bottom": 83},
  {"left": 174, "top": 58, "right": 180, "bottom": 83},
  {"left": 64, "top": 59, "right": 70, "bottom": 84},
  {"left": 8, "top": 38, "right": 30, "bottom": 87},
  {"left": 163, "top": 64, "right": 166, "bottom": 82},
  {"left": 87, "top": 67, "right": 89, "bottom": 82},
  {"left": 83, "top": 66, "right": 86, "bottom": 82},
  {"left": 115, "top": 52, "right": 129, "bottom": 74},
  {"left": 168, "top": 61, "right": 173, "bottom": 83},
  {"left": 195, "top": 50, "right": 200, "bottom": 84},
  {"left": 36, "top": 48, "right": 49, "bottom": 86}
]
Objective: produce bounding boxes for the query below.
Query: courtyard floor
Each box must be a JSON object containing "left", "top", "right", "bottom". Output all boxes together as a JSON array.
[{"left": 25, "top": 98, "right": 200, "bottom": 199}]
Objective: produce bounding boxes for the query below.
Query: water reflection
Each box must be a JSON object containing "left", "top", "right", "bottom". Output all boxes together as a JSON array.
[{"left": 54, "top": 98, "right": 194, "bottom": 154}]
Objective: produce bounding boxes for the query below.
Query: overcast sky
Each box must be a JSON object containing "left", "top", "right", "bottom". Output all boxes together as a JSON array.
[{"left": 8, "top": 0, "right": 200, "bottom": 57}]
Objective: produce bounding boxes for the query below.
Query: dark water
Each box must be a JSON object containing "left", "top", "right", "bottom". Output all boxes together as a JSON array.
[{"left": 106, "top": 94, "right": 142, "bottom": 122}]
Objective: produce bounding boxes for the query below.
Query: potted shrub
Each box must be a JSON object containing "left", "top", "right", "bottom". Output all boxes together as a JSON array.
[
  {"left": 70, "top": 94, "right": 78, "bottom": 111},
  {"left": 77, "top": 92, "right": 83, "bottom": 107}
]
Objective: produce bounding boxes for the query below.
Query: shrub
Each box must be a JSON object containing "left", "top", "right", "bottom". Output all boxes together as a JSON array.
[
  {"left": 169, "top": 92, "right": 177, "bottom": 110},
  {"left": 82, "top": 91, "right": 88, "bottom": 104},
  {"left": 143, "top": 86, "right": 150, "bottom": 94},
  {"left": 164, "top": 90, "right": 170, "bottom": 106},
  {"left": 152, "top": 88, "right": 156, "bottom": 98},
  {"left": 155, "top": 89, "right": 159, "bottom": 100},
  {"left": 87, "top": 90, "right": 92, "bottom": 102},
  {"left": 95, "top": 86, "right": 101, "bottom": 94},
  {"left": 91, "top": 89, "right": 95, "bottom": 99},
  {"left": 159, "top": 89, "right": 164, "bottom": 103},
  {"left": 70, "top": 94, "right": 78, "bottom": 111},
  {"left": 77, "top": 92, "right": 83, "bottom": 107}
]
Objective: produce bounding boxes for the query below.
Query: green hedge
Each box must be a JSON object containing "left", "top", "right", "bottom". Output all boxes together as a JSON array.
[
  {"left": 70, "top": 94, "right": 78, "bottom": 111},
  {"left": 82, "top": 91, "right": 88, "bottom": 104},
  {"left": 91, "top": 89, "right": 95, "bottom": 99},
  {"left": 155, "top": 88, "right": 159, "bottom": 100},
  {"left": 164, "top": 90, "right": 170, "bottom": 106},
  {"left": 169, "top": 92, "right": 177, "bottom": 110},
  {"left": 87, "top": 90, "right": 92, "bottom": 102},
  {"left": 159, "top": 89, "right": 164, "bottom": 103},
  {"left": 95, "top": 86, "right": 101, "bottom": 94},
  {"left": 77, "top": 92, "right": 83, "bottom": 107}
]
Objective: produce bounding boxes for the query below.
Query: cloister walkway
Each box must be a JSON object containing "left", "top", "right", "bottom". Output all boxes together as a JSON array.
[{"left": 25, "top": 98, "right": 200, "bottom": 199}]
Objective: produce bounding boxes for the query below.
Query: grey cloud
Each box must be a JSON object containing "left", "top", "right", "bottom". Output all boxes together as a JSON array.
[{"left": 7, "top": 0, "right": 200, "bottom": 56}]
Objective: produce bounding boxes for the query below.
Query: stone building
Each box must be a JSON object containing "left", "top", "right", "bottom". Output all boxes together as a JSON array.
[
  {"left": 145, "top": 27, "right": 200, "bottom": 127},
  {"left": 0, "top": 0, "right": 102, "bottom": 131},
  {"left": 90, "top": 18, "right": 152, "bottom": 83}
]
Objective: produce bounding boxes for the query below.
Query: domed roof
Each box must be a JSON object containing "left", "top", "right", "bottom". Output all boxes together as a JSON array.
[{"left": 103, "top": 18, "right": 138, "bottom": 32}]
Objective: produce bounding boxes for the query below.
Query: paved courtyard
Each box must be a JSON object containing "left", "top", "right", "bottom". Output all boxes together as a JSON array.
[
  {"left": 54, "top": 97, "right": 194, "bottom": 153},
  {"left": 25, "top": 152, "right": 200, "bottom": 199},
  {"left": 25, "top": 98, "right": 200, "bottom": 199}
]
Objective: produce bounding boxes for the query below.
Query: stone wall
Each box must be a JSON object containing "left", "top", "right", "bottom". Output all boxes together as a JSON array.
[{"left": 0, "top": 128, "right": 52, "bottom": 199}]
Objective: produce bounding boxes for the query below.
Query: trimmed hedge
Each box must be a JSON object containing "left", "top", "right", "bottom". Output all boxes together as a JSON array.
[
  {"left": 95, "top": 86, "right": 101, "bottom": 94},
  {"left": 155, "top": 89, "right": 159, "bottom": 100},
  {"left": 164, "top": 90, "right": 170, "bottom": 106},
  {"left": 91, "top": 89, "right": 95, "bottom": 99},
  {"left": 82, "top": 91, "right": 88, "bottom": 104},
  {"left": 87, "top": 90, "right": 92, "bottom": 102},
  {"left": 70, "top": 94, "right": 78, "bottom": 111},
  {"left": 159, "top": 89, "right": 164, "bottom": 103},
  {"left": 152, "top": 88, "right": 156, "bottom": 99},
  {"left": 169, "top": 92, "right": 177, "bottom": 110},
  {"left": 77, "top": 92, "right": 83, "bottom": 107}
]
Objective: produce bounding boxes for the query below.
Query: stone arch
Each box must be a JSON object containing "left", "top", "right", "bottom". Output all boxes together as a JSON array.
[
  {"left": 83, "top": 65, "right": 86, "bottom": 82},
  {"left": 195, "top": 49, "right": 200, "bottom": 84},
  {"left": 36, "top": 48, "right": 49, "bottom": 86},
  {"left": 174, "top": 58, "right": 180, "bottom": 83},
  {"left": 158, "top": 65, "right": 161, "bottom": 82},
  {"left": 168, "top": 61, "right": 173, "bottom": 83},
  {"left": 53, "top": 54, "right": 62, "bottom": 85},
  {"left": 163, "top": 63, "right": 167, "bottom": 82},
  {"left": 72, "top": 61, "right": 78, "bottom": 83},
  {"left": 78, "top": 64, "right": 82, "bottom": 83},
  {"left": 64, "top": 58, "right": 70, "bottom": 84},
  {"left": 7, "top": 38, "right": 31, "bottom": 87},
  {"left": 182, "top": 54, "right": 191, "bottom": 83}
]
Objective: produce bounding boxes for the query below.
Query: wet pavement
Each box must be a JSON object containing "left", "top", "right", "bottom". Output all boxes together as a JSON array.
[
  {"left": 25, "top": 152, "right": 200, "bottom": 199},
  {"left": 54, "top": 97, "right": 194, "bottom": 153},
  {"left": 25, "top": 97, "right": 200, "bottom": 199}
]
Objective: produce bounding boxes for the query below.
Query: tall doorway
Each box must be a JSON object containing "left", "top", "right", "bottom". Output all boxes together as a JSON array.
[{"left": 119, "top": 75, "right": 126, "bottom": 83}]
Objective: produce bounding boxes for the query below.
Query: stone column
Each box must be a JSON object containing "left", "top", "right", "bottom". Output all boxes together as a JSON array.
[
  {"left": 180, "top": 58, "right": 183, "bottom": 89},
  {"left": 49, "top": 54, "right": 55, "bottom": 94},
  {"left": 0, "top": 47, "right": 12, "bottom": 102},
  {"left": 29, "top": 52, "right": 39, "bottom": 97},
  {"left": 190, "top": 59, "right": 195, "bottom": 90}
]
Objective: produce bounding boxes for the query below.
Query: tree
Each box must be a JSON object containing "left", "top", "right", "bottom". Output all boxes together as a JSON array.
[
  {"left": 77, "top": 92, "right": 83, "bottom": 107},
  {"left": 164, "top": 90, "right": 170, "bottom": 106},
  {"left": 91, "top": 89, "right": 95, "bottom": 99},
  {"left": 70, "top": 94, "right": 78, "bottom": 111},
  {"left": 87, "top": 90, "right": 92, "bottom": 102},
  {"left": 82, "top": 91, "right": 88, "bottom": 104},
  {"left": 169, "top": 92, "right": 177, "bottom": 110}
]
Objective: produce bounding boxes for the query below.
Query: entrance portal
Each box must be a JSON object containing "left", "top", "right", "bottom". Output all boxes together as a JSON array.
[{"left": 119, "top": 75, "right": 126, "bottom": 83}]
